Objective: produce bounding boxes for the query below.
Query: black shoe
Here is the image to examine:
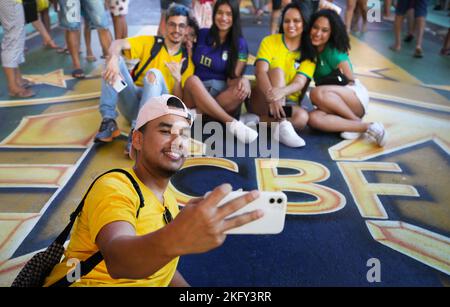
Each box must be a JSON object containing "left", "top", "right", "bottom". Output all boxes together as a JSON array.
[{"left": 94, "top": 118, "right": 120, "bottom": 143}]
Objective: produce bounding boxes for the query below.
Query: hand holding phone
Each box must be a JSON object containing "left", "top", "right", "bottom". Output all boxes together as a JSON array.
[
  {"left": 268, "top": 105, "right": 293, "bottom": 118},
  {"left": 112, "top": 76, "right": 127, "bottom": 93},
  {"left": 216, "top": 190, "right": 288, "bottom": 234}
]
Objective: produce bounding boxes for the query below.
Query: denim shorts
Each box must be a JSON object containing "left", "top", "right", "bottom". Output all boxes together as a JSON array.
[
  {"left": 202, "top": 79, "right": 227, "bottom": 97},
  {"left": 160, "top": 0, "right": 192, "bottom": 10},
  {"left": 58, "top": 0, "right": 109, "bottom": 30},
  {"left": 395, "top": 0, "right": 428, "bottom": 18}
]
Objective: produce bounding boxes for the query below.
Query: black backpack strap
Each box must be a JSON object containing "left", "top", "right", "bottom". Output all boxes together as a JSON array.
[
  {"left": 132, "top": 36, "right": 164, "bottom": 82},
  {"left": 50, "top": 169, "right": 145, "bottom": 287},
  {"left": 180, "top": 46, "right": 189, "bottom": 75}
]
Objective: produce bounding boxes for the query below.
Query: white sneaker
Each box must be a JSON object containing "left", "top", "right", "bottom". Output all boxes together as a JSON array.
[
  {"left": 367, "top": 122, "right": 387, "bottom": 146},
  {"left": 273, "top": 120, "right": 306, "bottom": 147},
  {"left": 340, "top": 131, "right": 362, "bottom": 140},
  {"left": 239, "top": 113, "right": 260, "bottom": 126},
  {"left": 228, "top": 120, "right": 258, "bottom": 144}
]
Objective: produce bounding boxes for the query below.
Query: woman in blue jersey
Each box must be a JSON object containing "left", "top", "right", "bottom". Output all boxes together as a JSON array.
[
  {"left": 307, "top": 9, "right": 387, "bottom": 146},
  {"left": 183, "top": 0, "right": 257, "bottom": 144}
]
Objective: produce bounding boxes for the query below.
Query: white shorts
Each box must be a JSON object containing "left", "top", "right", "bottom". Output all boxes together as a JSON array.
[
  {"left": 108, "top": 0, "right": 129, "bottom": 16},
  {"left": 346, "top": 79, "right": 369, "bottom": 115}
]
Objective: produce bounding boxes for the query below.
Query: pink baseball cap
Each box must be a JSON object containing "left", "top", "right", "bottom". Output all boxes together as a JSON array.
[{"left": 130, "top": 94, "right": 192, "bottom": 160}]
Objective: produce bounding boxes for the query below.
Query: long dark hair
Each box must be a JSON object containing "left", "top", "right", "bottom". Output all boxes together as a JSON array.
[
  {"left": 278, "top": 2, "right": 316, "bottom": 63},
  {"left": 309, "top": 9, "right": 350, "bottom": 53},
  {"left": 208, "top": 0, "right": 243, "bottom": 78}
]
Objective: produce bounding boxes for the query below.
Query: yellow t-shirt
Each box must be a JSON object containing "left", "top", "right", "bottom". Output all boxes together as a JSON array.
[
  {"left": 44, "top": 168, "right": 180, "bottom": 287},
  {"left": 255, "top": 34, "right": 316, "bottom": 102},
  {"left": 124, "top": 36, "right": 194, "bottom": 91}
]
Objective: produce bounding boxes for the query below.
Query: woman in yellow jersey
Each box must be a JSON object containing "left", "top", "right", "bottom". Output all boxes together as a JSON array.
[{"left": 251, "top": 2, "right": 316, "bottom": 147}]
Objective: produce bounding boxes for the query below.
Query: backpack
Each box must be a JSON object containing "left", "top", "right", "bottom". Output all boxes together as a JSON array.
[
  {"left": 11, "top": 169, "right": 145, "bottom": 287},
  {"left": 131, "top": 36, "right": 189, "bottom": 83}
]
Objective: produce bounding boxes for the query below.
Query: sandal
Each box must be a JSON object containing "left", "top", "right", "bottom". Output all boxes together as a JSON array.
[
  {"left": 413, "top": 48, "right": 423, "bottom": 58},
  {"left": 56, "top": 47, "right": 69, "bottom": 54},
  {"left": 389, "top": 45, "right": 401, "bottom": 52},
  {"left": 9, "top": 88, "right": 36, "bottom": 98},
  {"left": 71, "top": 68, "right": 85, "bottom": 79},
  {"left": 86, "top": 55, "right": 97, "bottom": 62},
  {"left": 43, "top": 41, "right": 60, "bottom": 50},
  {"left": 19, "top": 79, "right": 35, "bottom": 88}
]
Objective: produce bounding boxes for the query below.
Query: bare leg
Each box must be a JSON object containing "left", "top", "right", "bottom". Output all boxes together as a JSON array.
[
  {"left": 308, "top": 86, "right": 367, "bottom": 132},
  {"left": 158, "top": 11, "right": 166, "bottom": 36},
  {"left": 384, "top": 0, "right": 392, "bottom": 17},
  {"left": 270, "top": 9, "right": 281, "bottom": 34},
  {"left": 40, "top": 8, "right": 51, "bottom": 33},
  {"left": 406, "top": 9, "right": 415, "bottom": 37},
  {"left": 414, "top": 16, "right": 425, "bottom": 51},
  {"left": 310, "top": 86, "right": 365, "bottom": 119},
  {"left": 97, "top": 28, "right": 113, "bottom": 58},
  {"left": 391, "top": 14, "right": 404, "bottom": 51},
  {"left": 84, "top": 23, "right": 96, "bottom": 61},
  {"left": 112, "top": 15, "right": 128, "bottom": 39},
  {"left": 66, "top": 30, "right": 81, "bottom": 70},
  {"left": 345, "top": 0, "right": 357, "bottom": 33},
  {"left": 183, "top": 76, "right": 236, "bottom": 123},
  {"left": 32, "top": 19, "right": 57, "bottom": 48},
  {"left": 308, "top": 109, "right": 369, "bottom": 132},
  {"left": 359, "top": 0, "right": 368, "bottom": 33},
  {"left": 4, "top": 67, "right": 34, "bottom": 96}
]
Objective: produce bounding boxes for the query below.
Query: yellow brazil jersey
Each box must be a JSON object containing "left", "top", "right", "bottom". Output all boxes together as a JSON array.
[
  {"left": 124, "top": 36, "right": 194, "bottom": 92},
  {"left": 44, "top": 168, "right": 180, "bottom": 287},
  {"left": 255, "top": 34, "right": 316, "bottom": 102}
]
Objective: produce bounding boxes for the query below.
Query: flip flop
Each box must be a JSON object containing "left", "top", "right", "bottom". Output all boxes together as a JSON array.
[
  {"left": 9, "top": 88, "right": 36, "bottom": 98},
  {"left": 56, "top": 47, "right": 70, "bottom": 54},
  {"left": 86, "top": 55, "right": 97, "bottom": 62},
  {"left": 20, "top": 79, "right": 35, "bottom": 88},
  {"left": 413, "top": 48, "right": 423, "bottom": 58},
  {"left": 71, "top": 68, "right": 85, "bottom": 79},
  {"left": 389, "top": 45, "right": 401, "bottom": 52}
]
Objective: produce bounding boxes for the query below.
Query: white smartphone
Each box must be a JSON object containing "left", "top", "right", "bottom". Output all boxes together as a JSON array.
[
  {"left": 216, "top": 190, "right": 288, "bottom": 235},
  {"left": 112, "top": 76, "right": 127, "bottom": 93}
]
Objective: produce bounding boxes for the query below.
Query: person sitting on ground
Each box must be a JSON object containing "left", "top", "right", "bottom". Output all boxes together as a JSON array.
[
  {"left": 306, "top": 9, "right": 387, "bottom": 146},
  {"left": 94, "top": 4, "right": 195, "bottom": 156},
  {"left": 250, "top": 2, "right": 316, "bottom": 148},
  {"left": 183, "top": 0, "right": 258, "bottom": 144},
  {"left": 56, "top": 0, "right": 113, "bottom": 78},
  {"left": 44, "top": 95, "right": 264, "bottom": 287}
]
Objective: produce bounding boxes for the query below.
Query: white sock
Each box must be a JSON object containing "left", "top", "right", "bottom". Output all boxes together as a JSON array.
[
  {"left": 273, "top": 120, "right": 305, "bottom": 147},
  {"left": 228, "top": 120, "right": 258, "bottom": 144}
]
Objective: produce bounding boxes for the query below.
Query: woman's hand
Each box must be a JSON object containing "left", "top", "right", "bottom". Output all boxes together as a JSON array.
[
  {"left": 268, "top": 100, "right": 286, "bottom": 120},
  {"left": 234, "top": 77, "right": 251, "bottom": 101},
  {"left": 266, "top": 87, "right": 286, "bottom": 104}
]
